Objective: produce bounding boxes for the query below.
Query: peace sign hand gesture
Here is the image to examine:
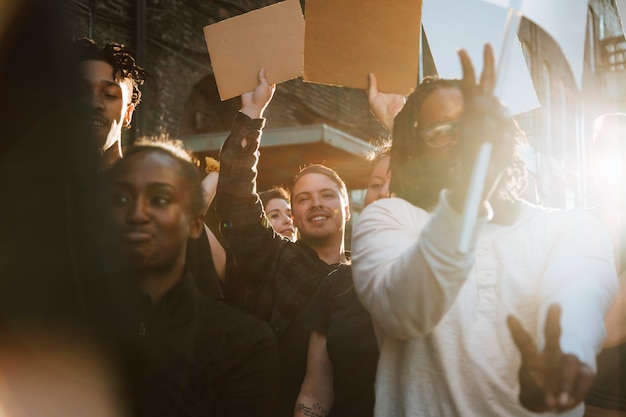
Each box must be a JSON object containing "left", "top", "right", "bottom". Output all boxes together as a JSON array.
[
  {"left": 507, "top": 304, "right": 595, "bottom": 413},
  {"left": 449, "top": 43, "right": 516, "bottom": 214}
]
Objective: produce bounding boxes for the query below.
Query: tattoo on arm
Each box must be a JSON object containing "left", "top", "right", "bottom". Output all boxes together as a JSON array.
[{"left": 294, "top": 402, "right": 329, "bottom": 417}]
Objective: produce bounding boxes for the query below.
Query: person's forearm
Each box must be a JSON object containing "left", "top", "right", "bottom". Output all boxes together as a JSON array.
[
  {"left": 353, "top": 197, "right": 482, "bottom": 339},
  {"left": 293, "top": 395, "right": 331, "bottom": 417},
  {"left": 214, "top": 112, "right": 278, "bottom": 279}
]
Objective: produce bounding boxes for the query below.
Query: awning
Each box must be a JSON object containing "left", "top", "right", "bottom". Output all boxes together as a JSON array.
[{"left": 181, "top": 124, "right": 376, "bottom": 191}]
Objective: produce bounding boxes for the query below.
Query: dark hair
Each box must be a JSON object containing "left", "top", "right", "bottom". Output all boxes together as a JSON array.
[
  {"left": 73, "top": 37, "right": 147, "bottom": 106},
  {"left": 293, "top": 164, "right": 349, "bottom": 203},
  {"left": 107, "top": 135, "right": 204, "bottom": 217},
  {"left": 390, "top": 76, "right": 527, "bottom": 209},
  {"left": 259, "top": 187, "right": 291, "bottom": 208}
]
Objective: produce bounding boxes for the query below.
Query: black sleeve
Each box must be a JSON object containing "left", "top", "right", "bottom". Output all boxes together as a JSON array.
[{"left": 214, "top": 112, "right": 285, "bottom": 281}]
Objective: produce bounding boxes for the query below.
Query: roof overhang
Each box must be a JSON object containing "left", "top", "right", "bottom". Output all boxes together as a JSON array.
[{"left": 181, "top": 124, "right": 376, "bottom": 191}]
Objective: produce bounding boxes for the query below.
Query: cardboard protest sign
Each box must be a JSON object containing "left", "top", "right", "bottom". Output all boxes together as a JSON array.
[
  {"left": 303, "top": 0, "right": 422, "bottom": 95},
  {"left": 203, "top": 0, "right": 304, "bottom": 100}
]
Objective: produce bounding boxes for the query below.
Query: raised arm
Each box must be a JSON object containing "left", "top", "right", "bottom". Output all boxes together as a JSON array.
[
  {"left": 214, "top": 69, "right": 278, "bottom": 279},
  {"left": 240, "top": 68, "right": 275, "bottom": 120},
  {"left": 367, "top": 73, "right": 406, "bottom": 133}
]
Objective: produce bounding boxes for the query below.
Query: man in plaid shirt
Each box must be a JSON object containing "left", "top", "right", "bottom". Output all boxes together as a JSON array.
[{"left": 214, "top": 69, "right": 351, "bottom": 417}]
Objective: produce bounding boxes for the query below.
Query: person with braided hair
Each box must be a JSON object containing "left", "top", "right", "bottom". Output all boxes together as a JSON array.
[
  {"left": 352, "top": 44, "right": 617, "bottom": 417},
  {"left": 74, "top": 37, "right": 146, "bottom": 168}
]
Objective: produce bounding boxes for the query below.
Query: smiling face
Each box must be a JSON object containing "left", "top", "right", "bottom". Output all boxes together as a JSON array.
[
  {"left": 108, "top": 150, "right": 202, "bottom": 273},
  {"left": 79, "top": 60, "right": 135, "bottom": 155},
  {"left": 264, "top": 197, "right": 296, "bottom": 241},
  {"left": 292, "top": 172, "right": 350, "bottom": 246}
]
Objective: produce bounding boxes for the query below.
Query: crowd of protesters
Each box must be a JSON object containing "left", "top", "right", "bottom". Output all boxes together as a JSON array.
[{"left": 0, "top": 6, "right": 624, "bottom": 416}]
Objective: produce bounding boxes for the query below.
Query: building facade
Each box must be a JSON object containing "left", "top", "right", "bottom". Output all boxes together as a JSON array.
[{"left": 63, "top": 0, "right": 625, "bottom": 208}]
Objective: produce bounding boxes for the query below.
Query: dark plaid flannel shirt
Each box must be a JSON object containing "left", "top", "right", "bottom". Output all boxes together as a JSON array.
[{"left": 214, "top": 112, "right": 338, "bottom": 338}]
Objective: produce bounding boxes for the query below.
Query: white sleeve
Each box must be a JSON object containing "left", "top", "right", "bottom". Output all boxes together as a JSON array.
[
  {"left": 352, "top": 194, "right": 487, "bottom": 339},
  {"left": 537, "top": 209, "right": 618, "bottom": 371}
]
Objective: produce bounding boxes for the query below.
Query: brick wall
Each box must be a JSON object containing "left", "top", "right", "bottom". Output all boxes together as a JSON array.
[{"left": 62, "top": 0, "right": 386, "bottom": 145}]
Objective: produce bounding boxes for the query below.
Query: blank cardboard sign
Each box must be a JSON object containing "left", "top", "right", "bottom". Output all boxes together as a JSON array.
[
  {"left": 303, "top": 0, "right": 422, "bottom": 95},
  {"left": 203, "top": 0, "right": 304, "bottom": 101}
]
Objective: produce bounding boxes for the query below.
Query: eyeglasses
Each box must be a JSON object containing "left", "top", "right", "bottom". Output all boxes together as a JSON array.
[{"left": 417, "top": 121, "right": 459, "bottom": 149}]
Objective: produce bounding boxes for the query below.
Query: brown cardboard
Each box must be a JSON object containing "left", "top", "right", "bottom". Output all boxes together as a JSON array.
[
  {"left": 203, "top": 0, "right": 304, "bottom": 101},
  {"left": 303, "top": 0, "right": 422, "bottom": 95}
]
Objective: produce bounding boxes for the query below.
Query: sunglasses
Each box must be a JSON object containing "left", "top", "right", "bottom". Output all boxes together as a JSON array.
[{"left": 416, "top": 121, "right": 460, "bottom": 149}]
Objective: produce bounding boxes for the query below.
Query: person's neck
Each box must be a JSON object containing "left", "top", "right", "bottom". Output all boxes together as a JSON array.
[
  {"left": 134, "top": 259, "right": 185, "bottom": 306},
  {"left": 102, "top": 141, "right": 122, "bottom": 168},
  {"left": 303, "top": 235, "right": 346, "bottom": 265},
  {"left": 489, "top": 197, "right": 521, "bottom": 226}
]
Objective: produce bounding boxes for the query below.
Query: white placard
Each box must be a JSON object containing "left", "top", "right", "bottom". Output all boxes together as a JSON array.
[
  {"left": 617, "top": 0, "right": 626, "bottom": 36},
  {"left": 521, "top": 0, "right": 588, "bottom": 90},
  {"left": 422, "top": 0, "right": 539, "bottom": 114}
]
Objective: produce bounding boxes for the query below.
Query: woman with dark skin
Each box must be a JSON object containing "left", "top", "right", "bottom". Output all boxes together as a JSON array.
[{"left": 106, "top": 138, "right": 279, "bottom": 417}]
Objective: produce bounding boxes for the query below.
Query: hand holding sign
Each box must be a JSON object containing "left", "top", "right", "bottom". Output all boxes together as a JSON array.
[
  {"left": 367, "top": 73, "right": 406, "bottom": 133},
  {"left": 241, "top": 68, "right": 275, "bottom": 120},
  {"left": 507, "top": 304, "right": 595, "bottom": 413}
]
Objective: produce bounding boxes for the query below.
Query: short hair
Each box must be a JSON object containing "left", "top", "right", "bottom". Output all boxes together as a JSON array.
[
  {"left": 73, "top": 37, "right": 147, "bottom": 106},
  {"left": 259, "top": 187, "right": 291, "bottom": 208},
  {"left": 390, "top": 76, "right": 527, "bottom": 209},
  {"left": 293, "top": 164, "right": 349, "bottom": 203},
  {"left": 106, "top": 135, "right": 204, "bottom": 217}
]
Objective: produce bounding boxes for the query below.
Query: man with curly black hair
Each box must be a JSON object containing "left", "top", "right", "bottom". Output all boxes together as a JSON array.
[{"left": 74, "top": 37, "right": 147, "bottom": 167}]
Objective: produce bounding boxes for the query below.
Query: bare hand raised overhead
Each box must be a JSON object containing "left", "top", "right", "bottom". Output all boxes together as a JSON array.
[
  {"left": 367, "top": 73, "right": 406, "bottom": 133},
  {"left": 241, "top": 68, "right": 276, "bottom": 120}
]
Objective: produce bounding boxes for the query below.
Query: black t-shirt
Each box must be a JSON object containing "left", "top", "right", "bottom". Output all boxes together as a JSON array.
[
  {"left": 124, "top": 272, "right": 279, "bottom": 417},
  {"left": 304, "top": 266, "right": 379, "bottom": 417}
]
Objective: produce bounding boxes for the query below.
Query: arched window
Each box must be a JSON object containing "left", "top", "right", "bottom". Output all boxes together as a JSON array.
[{"left": 179, "top": 74, "right": 241, "bottom": 135}]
